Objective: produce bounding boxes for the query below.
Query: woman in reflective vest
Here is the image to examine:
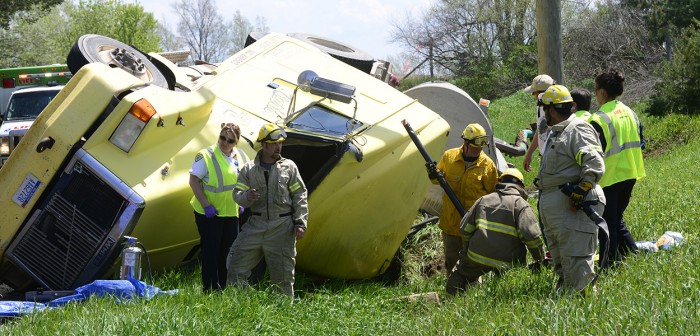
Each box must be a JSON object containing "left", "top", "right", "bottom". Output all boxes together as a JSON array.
[
  {"left": 589, "top": 69, "right": 646, "bottom": 268},
  {"left": 189, "top": 123, "right": 244, "bottom": 292}
]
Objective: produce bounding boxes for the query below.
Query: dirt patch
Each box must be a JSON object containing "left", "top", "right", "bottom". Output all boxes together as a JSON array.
[{"left": 420, "top": 256, "right": 445, "bottom": 278}]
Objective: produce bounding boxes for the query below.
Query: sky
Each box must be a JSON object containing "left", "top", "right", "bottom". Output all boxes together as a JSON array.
[{"left": 138, "top": 0, "right": 434, "bottom": 60}]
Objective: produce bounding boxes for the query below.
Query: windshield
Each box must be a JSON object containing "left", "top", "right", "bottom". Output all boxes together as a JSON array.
[
  {"left": 287, "top": 105, "right": 363, "bottom": 137},
  {"left": 6, "top": 89, "right": 60, "bottom": 121}
]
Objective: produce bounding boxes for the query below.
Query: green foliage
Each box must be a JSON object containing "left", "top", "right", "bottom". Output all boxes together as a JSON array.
[
  {"left": 0, "top": 0, "right": 64, "bottom": 29},
  {"left": 623, "top": 0, "right": 700, "bottom": 41},
  {"left": 0, "top": 5, "right": 67, "bottom": 67},
  {"left": 452, "top": 70, "right": 504, "bottom": 102},
  {"left": 0, "top": 0, "right": 161, "bottom": 67},
  {"left": 639, "top": 113, "right": 699, "bottom": 154},
  {"left": 647, "top": 19, "right": 700, "bottom": 116},
  {"left": 394, "top": 75, "right": 449, "bottom": 92},
  {"left": 62, "top": 0, "right": 160, "bottom": 53}
]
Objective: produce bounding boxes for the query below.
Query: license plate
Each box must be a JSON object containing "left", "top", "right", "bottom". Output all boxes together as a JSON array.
[{"left": 12, "top": 173, "right": 42, "bottom": 208}]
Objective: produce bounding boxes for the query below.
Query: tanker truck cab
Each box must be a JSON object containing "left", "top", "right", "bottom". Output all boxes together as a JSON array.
[{"left": 0, "top": 84, "right": 65, "bottom": 167}]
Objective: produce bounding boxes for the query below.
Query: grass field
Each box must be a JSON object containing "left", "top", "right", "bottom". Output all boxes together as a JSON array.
[{"left": 2, "top": 93, "right": 699, "bottom": 335}]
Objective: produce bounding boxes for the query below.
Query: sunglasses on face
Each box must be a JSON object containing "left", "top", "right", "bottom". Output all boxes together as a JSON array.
[{"left": 219, "top": 135, "right": 236, "bottom": 144}]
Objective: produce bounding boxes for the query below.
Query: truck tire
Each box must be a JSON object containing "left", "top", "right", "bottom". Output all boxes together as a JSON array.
[
  {"left": 287, "top": 33, "right": 375, "bottom": 74},
  {"left": 67, "top": 34, "right": 169, "bottom": 89}
]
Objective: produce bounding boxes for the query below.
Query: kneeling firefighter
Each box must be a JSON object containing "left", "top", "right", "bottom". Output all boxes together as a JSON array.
[{"left": 446, "top": 168, "right": 545, "bottom": 295}]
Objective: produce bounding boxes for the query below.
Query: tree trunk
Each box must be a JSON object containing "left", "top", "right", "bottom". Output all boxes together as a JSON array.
[{"left": 536, "top": 0, "right": 564, "bottom": 84}]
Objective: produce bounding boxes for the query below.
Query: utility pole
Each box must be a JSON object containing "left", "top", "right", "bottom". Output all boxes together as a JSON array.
[{"left": 536, "top": 0, "right": 564, "bottom": 84}]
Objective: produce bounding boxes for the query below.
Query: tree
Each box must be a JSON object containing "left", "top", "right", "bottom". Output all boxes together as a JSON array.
[
  {"left": 6, "top": 5, "right": 68, "bottom": 67},
  {"left": 61, "top": 0, "right": 160, "bottom": 53},
  {"left": 229, "top": 11, "right": 269, "bottom": 53},
  {"left": 0, "top": 0, "right": 64, "bottom": 29},
  {"left": 622, "top": 0, "right": 700, "bottom": 58},
  {"left": 648, "top": 19, "right": 700, "bottom": 116},
  {"left": 0, "top": 0, "right": 161, "bottom": 68},
  {"left": 390, "top": 0, "right": 539, "bottom": 98},
  {"left": 172, "top": 0, "right": 231, "bottom": 63},
  {"left": 156, "top": 21, "right": 187, "bottom": 52},
  {"left": 563, "top": 1, "right": 664, "bottom": 105}
]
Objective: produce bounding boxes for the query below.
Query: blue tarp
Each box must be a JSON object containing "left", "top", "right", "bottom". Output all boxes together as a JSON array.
[{"left": 0, "top": 277, "right": 178, "bottom": 317}]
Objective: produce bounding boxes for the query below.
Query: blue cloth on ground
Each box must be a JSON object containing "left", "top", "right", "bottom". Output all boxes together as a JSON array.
[{"left": 0, "top": 277, "right": 178, "bottom": 317}]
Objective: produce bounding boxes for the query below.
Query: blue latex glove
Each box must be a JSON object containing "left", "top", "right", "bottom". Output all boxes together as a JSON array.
[{"left": 204, "top": 205, "right": 218, "bottom": 218}]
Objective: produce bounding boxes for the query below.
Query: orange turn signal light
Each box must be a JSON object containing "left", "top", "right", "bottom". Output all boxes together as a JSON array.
[{"left": 130, "top": 99, "right": 157, "bottom": 123}]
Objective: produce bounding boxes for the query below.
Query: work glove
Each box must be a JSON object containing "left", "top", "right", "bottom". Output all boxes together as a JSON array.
[
  {"left": 204, "top": 205, "right": 218, "bottom": 218},
  {"left": 425, "top": 162, "right": 441, "bottom": 180},
  {"left": 569, "top": 181, "right": 593, "bottom": 210}
]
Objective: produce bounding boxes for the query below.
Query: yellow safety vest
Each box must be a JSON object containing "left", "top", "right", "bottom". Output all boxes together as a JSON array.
[
  {"left": 190, "top": 146, "right": 241, "bottom": 217},
  {"left": 589, "top": 100, "right": 645, "bottom": 187}
]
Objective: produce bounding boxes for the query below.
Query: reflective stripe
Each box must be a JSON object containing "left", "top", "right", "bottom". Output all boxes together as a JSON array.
[
  {"left": 235, "top": 182, "right": 250, "bottom": 191},
  {"left": 467, "top": 250, "right": 511, "bottom": 269},
  {"left": 202, "top": 185, "right": 235, "bottom": 192},
  {"left": 289, "top": 181, "right": 301, "bottom": 193},
  {"left": 191, "top": 145, "right": 239, "bottom": 217},
  {"left": 594, "top": 110, "right": 642, "bottom": 157},
  {"left": 475, "top": 218, "right": 519, "bottom": 238},
  {"left": 576, "top": 144, "right": 602, "bottom": 166},
  {"left": 462, "top": 223, "right": 477, "bottom": 234},
  {"left": 201, "top": 148, "right": 235, "bottom": 193},
  {"left": 524, "top": 238, "right": 543, "bottom": 249}
]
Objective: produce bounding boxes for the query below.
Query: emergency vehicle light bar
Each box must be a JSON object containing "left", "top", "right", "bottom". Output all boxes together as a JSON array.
[{"left": 22, "top": 72, "right": 73, "bottom": 79}]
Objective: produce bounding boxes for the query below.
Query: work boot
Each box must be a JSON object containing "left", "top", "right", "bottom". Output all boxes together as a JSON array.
[{"left": 543, "top": 251, "right": 553, "bottom": 268}]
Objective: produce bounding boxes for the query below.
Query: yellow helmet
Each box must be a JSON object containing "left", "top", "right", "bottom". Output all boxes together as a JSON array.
[
  {"left": 257, "top": 123, "right": 287, "bottom": 143},
  {"left": 500, "top": 168, "right": 524, "bottom": 185},
  {"left": 461, "top": 123, "right": 488, "bottom": 147},
  {"left": 540, "top": 85, "right": 573, "bottom": 106}
]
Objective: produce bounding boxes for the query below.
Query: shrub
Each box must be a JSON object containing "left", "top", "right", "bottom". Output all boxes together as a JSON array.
[{"left": 648, "top": 19, "right": 700, "bottom": 116}]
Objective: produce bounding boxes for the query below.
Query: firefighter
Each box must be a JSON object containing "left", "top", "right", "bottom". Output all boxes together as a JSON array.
[
  {"left": 430, "top": 123, "right": 498, "bottom": 277},
  {"left": 227, "top": 123, "right": 308, "bottom": 297},
  {"left": 536, "top": 85, "right": 606, "bottom": 293},
  {"left": 589, "top": 69, "right": 646, "bottom": 268},
  {"left": 446, "top": 168, "right": 545, "bottom": 295}
]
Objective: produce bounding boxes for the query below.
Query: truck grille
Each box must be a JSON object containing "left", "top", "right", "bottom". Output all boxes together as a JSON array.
[{"left": 6, "top": 156, "right": 134, "bottom": 290}]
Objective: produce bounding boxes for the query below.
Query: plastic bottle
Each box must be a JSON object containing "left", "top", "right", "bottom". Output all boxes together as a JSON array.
[{"left": 656, "top": 231, "right": 684, "bottom": 250}]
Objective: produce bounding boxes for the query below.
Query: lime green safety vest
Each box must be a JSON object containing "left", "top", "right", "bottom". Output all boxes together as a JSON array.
[
  {"left": 589, "top": 100, "right": 646, "bottom": 187},
  {"left": 190, "top": 146, "right": 241, "bottom": 217}
]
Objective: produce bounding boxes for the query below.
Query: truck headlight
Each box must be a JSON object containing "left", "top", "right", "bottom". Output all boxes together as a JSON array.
[
  {"left": 1, "top": 137, "right": 9, "bottom": 155},
  {"left": 109, "top": 99, "right": 156, "bottom": 152}
]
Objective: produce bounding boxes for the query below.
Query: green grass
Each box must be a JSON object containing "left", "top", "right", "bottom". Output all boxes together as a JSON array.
[{"left": 2, "top": 97, "right": 700, "bottom": 335}]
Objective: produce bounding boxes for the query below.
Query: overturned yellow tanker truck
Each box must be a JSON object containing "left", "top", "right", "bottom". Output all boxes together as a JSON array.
[{"left": 0, "top": 32, "right": 456, "bottom": 291}]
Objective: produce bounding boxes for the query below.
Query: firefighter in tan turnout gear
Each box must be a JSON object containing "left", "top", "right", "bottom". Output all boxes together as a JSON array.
[
  {"left": 446, "top": 168, "right": 545, "bottom": 295},
  {"left": 536, "top": 85, "right": 606, "bottom": 293},
  {"left": 227, "top": 123, "right": 308, "bottom": 297}
]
